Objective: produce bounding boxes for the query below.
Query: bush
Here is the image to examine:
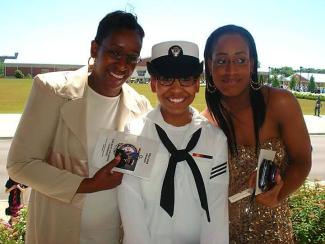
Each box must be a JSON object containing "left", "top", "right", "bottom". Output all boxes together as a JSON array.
[
  {"left": 25, "top": 73, "right": 33, "bottom": 79},
  {"left": 289, "top": 181, "right": 325, "bottom": 243},
  {"left": 0, "top": 208, "right": 27, "bottom": 244},
  {"left": 292, "top": 91, "right": 325, "bottom": 101},
  {"left": 14, "top": 70, "right": 25, "bottom": 79}
]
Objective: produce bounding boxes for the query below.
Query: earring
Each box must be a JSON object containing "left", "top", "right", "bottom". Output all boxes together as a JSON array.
[
  {"left": 250, "top": 79, "right": 261, "bottom": 91},
  {"left": 88, "top": 57, "right": 96, "bottom": 73},
  {"left": 206, "top": 77, "right": 217, "bottom": 93}
]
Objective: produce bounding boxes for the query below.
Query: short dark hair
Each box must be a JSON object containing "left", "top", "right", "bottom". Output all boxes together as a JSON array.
[
  {"left": 204, "top": 25, "right": 265, "bottom": 155},
  {"left": 94, "top": 10, "right": 145, "bottom": 45}
]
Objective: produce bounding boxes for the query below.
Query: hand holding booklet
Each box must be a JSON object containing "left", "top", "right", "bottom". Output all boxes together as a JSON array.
[
  {"left": 92, "top": 129, "right": 159, "bottom": 179},
  {"left": 228, "top": 149, "right": 276, "bottom": 203}
]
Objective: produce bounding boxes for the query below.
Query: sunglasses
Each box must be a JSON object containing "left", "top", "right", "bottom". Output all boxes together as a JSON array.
[{"left": 155, "top": 76, "right": 199, "bottom": 87}]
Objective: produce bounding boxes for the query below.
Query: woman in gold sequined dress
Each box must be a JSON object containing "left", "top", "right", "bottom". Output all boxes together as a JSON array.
[{"left": 201, "top": 25, "right": 312, "bottom": 243}]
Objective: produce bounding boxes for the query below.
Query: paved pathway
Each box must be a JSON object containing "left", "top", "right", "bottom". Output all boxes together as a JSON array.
[{"left": 1, "top": 114, "right": 324, "bottom": 137}]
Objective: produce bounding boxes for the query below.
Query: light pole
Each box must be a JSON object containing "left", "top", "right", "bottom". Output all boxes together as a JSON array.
[
  {"left": 268, "top": 66, "right": 271, "bottom": 85},
  {"left": 299, "top": 66, "right": 302, "bottom": 91}
]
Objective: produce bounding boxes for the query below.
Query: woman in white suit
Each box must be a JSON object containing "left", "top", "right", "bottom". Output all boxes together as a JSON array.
[{"left": 7, "top": 11, "right": 151, "bottom": 244}]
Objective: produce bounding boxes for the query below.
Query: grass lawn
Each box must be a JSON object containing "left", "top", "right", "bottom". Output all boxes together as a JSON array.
[
  {"left": 0, "top": 78, "right": 322, "bottom": 115},
  {"left": 0, "top": 78, "right": 33, "bottom": 113}
]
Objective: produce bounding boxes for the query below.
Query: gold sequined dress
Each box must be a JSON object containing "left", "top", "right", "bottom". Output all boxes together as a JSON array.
[{"left": 229, "top": 138, "right": 294, "bottom": 243}]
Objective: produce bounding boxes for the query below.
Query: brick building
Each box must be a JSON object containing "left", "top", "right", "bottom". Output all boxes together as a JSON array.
[{"left": 3, "top": 63, "right": 83, "bottom": 77}]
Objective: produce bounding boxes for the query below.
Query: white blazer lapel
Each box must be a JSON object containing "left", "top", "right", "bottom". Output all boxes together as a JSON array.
[
  {"left": 59, "top": 68, "right": 88, "bottom": 154},
  {"left": 60, "top": 97, "right": 87, "bottom": 154}
]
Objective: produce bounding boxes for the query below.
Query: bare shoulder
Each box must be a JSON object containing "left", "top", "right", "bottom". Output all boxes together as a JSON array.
[
  {"left": 265, "top": 87, "right": 301, "bottom": 116},
  {"left": 267, "top": 87, "right": 297, "bottom": 105}
]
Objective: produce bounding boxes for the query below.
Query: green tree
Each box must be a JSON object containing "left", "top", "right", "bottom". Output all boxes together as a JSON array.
[
  {"left": 270, "top": 67, "right": 277, "bottom": 75},
  {"left": 271, "top": 66, "right": 294, "bottom": 77},
  {"left": 280, "top": 66, "right": 294, "bottom": 77},
  {"left": 259, "top": 74, "right": 264, "bottom": 84},
  {"left": 267, "top": 70, "right": 272, "bottom": 85},
  {"left": 0, "top": 62, "right": 4, "bottom": 77},
  {"left": 293, "top": 67, "right": 325, "bottom": 74},
  {"left": 271, "top": 75, "right": 280, "bottom": 88},
  {"left": 289, "top": 76, "right": 298, "bottom": 90},
  {"left": 308, "top": 75, "right": 316, "bottom": 93}
]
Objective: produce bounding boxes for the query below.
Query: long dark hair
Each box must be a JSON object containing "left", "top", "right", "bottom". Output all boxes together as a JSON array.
[{"left": 204, "top": 25, "right": 266, "bottom": 156}]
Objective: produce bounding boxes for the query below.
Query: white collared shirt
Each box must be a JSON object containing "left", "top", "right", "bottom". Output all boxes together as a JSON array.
[{"left": 118, "top": 106, "right": 229, "bottom": 244}]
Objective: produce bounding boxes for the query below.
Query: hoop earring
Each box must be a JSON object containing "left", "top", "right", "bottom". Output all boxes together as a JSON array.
[
  {"left": 88, "top": 57, "right": 96, "bottom": 73},
  {"left": 206, "top": 78, "right": 217, "bottom": 93},
  {"left": 250, "top": 79, "right": 261, "bottom": 90}
]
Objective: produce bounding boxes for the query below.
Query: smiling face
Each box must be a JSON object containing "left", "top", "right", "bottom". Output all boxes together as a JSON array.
[
  {"left": 151, "top": 77, "right": 199, "bottom": 126},
  {"left": 208, "top": 34, "right": 253, "bottom": 98},
  {"left": 89, "top": 29, "right": 142, "bottom": 97}
]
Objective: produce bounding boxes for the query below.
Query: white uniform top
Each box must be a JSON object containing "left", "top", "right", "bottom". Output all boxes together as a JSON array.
[
  {"left": 118, "top": 106, "right": 229, "bottom": 244},
  {"left": 80, "top": 85, "right": 121, "bottom": 244}
]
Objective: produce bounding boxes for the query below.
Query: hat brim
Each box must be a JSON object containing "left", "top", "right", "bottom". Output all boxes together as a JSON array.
[{"left": 147, "top": 55, "right": 203, "bottom": 78}]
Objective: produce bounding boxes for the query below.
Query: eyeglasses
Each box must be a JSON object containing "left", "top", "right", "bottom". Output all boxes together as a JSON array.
[
  {"left": 155, "top": 76, "right": 199, "bottom": 87},
  {"left": 102, "top": 46, "right": 141, "bottom": 65}
]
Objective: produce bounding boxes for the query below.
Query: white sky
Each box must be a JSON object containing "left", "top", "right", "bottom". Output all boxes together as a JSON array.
[{"left": 1, "top": 0, "right": 325, "bottom": 70}]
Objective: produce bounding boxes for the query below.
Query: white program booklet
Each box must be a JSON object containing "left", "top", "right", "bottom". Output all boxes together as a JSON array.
[{"left": 92, "top": 129, "right": 159, "bottom": 179}]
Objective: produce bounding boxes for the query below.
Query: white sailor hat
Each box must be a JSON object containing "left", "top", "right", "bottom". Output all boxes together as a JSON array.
[{"left": 147, "top": 41, "right": 203, "bottom": 78}]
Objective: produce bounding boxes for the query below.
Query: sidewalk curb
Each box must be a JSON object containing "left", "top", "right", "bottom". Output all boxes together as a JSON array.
[{"left": 0, "top": 114, "right": 324, "bottom": 138}]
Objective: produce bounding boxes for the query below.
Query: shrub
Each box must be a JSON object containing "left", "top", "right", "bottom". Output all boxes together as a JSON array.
[
  {"left": 14, "top": 70, "right": 25, "bottom": 79},
  {"left": 0, "top": 208, "right": 27, "bottom": 244},
  {"left": 292, "top": 91, "right": 325, "bottom": 101},
  {"left": 289, "top": 181, "right": 325, "bottom": 243},
  {"left": 25, "top": 73, "right": 33, "bottom": 79}
]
